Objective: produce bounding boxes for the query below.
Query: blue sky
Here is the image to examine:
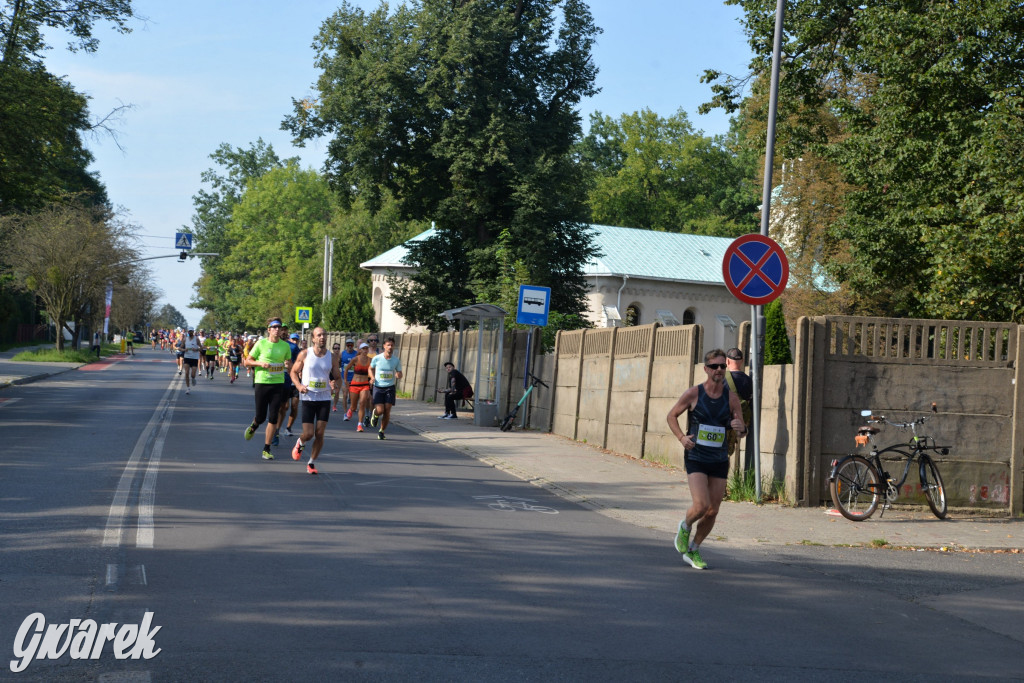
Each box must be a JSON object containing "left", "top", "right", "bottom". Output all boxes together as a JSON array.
[{"left": 42, "top": 1, "right": 753, "bottom": 329}]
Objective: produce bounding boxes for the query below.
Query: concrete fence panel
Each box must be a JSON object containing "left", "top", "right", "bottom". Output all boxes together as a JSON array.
[
  {"left": 552, "top": 329, "right": 585, "bottom": 439},
  {"left": 643, "top": 325, "right": 701, "bottom": 468},
  {"left": 576, "top": 328, "right": 616, "bottom": 447},
  {"left": 605, "top": 323, "right": 658, "bottom": 458}
]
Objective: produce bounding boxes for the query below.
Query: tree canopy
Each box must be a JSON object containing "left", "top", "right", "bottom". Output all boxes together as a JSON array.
[
  {"left": 577, "top": 108, "right": 759, "bottom": 236},
  {"left": 706, "top": 0, "right": 1024, "bottom": 322},
  {"left": 0, "top": 197, "right": 141, "bottom": 348},
  {"left": 285, "top": 0, "right": 602, "bottom": 329}
]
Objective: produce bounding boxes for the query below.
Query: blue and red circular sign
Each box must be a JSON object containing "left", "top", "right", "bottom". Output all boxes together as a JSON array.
[{"left": 722, "top": 234, "right": 789, "bottom": 305}]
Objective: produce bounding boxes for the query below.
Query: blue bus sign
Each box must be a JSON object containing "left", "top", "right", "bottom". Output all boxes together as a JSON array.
[{"left": 516, "top": 285, "right": 551, "bottom": 326}]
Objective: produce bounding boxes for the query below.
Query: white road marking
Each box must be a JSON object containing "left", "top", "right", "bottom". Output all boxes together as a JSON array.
[
  {"left": 136, "top": 398, "right": 177, "bottom": 548},
  {"left": 102, "top": 376, "right": 181, "bottom": 548}
]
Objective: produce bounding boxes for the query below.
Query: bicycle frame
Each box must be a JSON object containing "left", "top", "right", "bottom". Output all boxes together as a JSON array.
[{"left": 829, "top": 408, "right": 950, "bottom": 520}]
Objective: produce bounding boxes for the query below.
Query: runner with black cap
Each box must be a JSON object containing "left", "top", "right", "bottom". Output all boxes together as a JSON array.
[{"left": 242, "top": 317, "right": 292, "bottom": 460}]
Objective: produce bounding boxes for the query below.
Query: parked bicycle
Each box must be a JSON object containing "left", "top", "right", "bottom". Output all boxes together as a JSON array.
[
  {"left": 828, "top": 403, "right": 949, "bottom": 521},
  {"left": 500, "top": 373, "right": 548, "bottom": 432}
]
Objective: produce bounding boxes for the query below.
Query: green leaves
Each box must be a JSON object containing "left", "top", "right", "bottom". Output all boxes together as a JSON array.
[
  {"left": 578, "top": 108, "right": 759, "bottom": 236},
  {"left": 287, "top": 0, "right": 601, "bottom": 328},
  {"left": 718, "top": 0, "right": 1024, "bottom": 321}
]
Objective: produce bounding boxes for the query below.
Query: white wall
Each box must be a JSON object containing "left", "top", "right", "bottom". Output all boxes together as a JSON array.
[{"left": 586, "top": 275, "right": 747, "bottom": 347}]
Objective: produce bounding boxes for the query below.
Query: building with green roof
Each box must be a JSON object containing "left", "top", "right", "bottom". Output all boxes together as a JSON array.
[{"left": 361, "top": 224, "right": 753, "bottom": 349}]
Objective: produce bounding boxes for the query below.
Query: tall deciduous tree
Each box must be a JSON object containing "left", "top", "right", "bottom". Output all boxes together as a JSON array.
[
  {"left": 578, "top": 108, "right": 759, "bottom": 236},
  {"left": 190, "top": 139, "right": 295, "bottom": 328},
  {"left": 706, "top": 0, "right": 1024, "bottom": 322},
  {"left": 285, "top": 0, "right": 602, "bottom": 329},
  {"left": 212, "top": 163, "right": 334, "bottom": 330},
  {"left": 0, "top": 198, "right": 137, "bottom": 349},
  {"left": 152, "top": 303, "right": 187, "bottom": 331}
]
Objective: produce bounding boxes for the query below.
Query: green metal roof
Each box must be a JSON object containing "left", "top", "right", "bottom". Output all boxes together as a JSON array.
[{"left": 361, "top": 224, "right": 738, "bottom": 285}]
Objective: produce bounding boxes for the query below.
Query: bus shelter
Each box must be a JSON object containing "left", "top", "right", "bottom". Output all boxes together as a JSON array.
[{"left": 439, "top": 304, "right": 506, "bottom": 427}]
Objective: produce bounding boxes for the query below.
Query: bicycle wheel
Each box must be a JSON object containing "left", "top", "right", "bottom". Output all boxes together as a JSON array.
[
  {"left": 919, "top": 455, "right": 948, "bottom": 519},
  {"left": 830, "top": 455, "right": 881, "bottom": 521}
]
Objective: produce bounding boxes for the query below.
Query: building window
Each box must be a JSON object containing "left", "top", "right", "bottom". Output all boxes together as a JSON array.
[
  {"left": 625, "top": 304, "right": 640, "bottom": 327},
  {"left": 682, "top": 308, "right": 696, "bottom": 325}
]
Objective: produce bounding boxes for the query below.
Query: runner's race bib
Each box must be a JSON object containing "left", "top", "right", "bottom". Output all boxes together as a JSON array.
[
  {"left": 376, "top": 370, "right": 394, "bottom": 382},
  {"left": 308, "top": 378, "right": 327, "bottom": 390},
  {"left": 266, "top": 363, "right": 285, "bottom": 375},
  {"left": 696, "top": 423, "right": 726, "bottom": 448}
]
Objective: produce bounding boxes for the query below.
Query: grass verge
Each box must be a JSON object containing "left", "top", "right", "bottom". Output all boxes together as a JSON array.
[
  {"left": 726, "top": 468, "right": 788, "bottom": 504},
  {"left": 11, "top": 344, "right": 119, "bottom": 363}
]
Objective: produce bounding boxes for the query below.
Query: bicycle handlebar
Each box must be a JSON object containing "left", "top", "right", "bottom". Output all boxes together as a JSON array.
[{"left": 867, "top": 415, "right": 928, "bottom": 429}]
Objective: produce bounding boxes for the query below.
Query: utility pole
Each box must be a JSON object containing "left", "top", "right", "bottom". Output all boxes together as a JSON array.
[{"left": 751, "top": 0, "right": 787, "bottom": 502}]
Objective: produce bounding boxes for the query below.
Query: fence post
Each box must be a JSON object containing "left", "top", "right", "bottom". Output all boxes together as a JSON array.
[
  {"left": 1011, "top": 325, "right": 1024, "bottom": 517},
  {"left": 638, "top": 323, "right": 660, "bottom": 460}
]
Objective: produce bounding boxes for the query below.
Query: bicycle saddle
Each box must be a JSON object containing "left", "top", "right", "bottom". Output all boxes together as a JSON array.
[{"left": 856, "top": 425, "right": 880, "bottom": 435}]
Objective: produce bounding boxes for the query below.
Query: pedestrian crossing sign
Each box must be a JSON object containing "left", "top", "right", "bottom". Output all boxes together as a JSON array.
[
  {"left": 295, "top": 306, "right": 312, "bottom": 324},
  {"left": 175, "top": 232, "right": 193, "bottom": 250}
]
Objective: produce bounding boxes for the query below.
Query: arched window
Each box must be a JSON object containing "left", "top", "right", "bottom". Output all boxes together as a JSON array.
[
  {"left": 682, "top": 308, "right": 696, "bottom": 325},
  {"left": 373, "top": 287, "right": 383, "bottom": 327},
  {"left": 625, "top": 304, "right": 640, "bottom": 327}
]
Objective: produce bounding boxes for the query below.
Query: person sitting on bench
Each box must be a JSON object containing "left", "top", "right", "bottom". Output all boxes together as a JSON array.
[{"left": 439, "top": 362, "right": 473, "bottom": 419}]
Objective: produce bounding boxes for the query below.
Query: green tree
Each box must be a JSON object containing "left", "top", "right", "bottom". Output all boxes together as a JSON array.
[
  {"left": 321, "top": 280, "right": 375, "bottom": 332},
  {"left": 1, "top": 0, "right": 135, "bottom": 67},
  {"left": 152, "top": 303, "right": 187, "bottom": 331},
  {"left": 110, "top": 264, "right": 158, "bottom": 336},
  {"left": 707, "top": 0, "right": 1024, "bottom": 322},
  {"left": 578, "top": 108, "right": 759, "bottom": 236},
  {"left": 763, "top": 299, "right": 792, "bottom": 364},
  {"left": 213, "top": 163, "right": 334, "bottom": 330},
  {"left": 190, "top": 139, "right": 296, "bottom": 328},
  {"left": 0, "top": 198, "right": 137, "bottom": 349},
  {"left": 285, "top": 0, "right": 602, "bottom": 328}
]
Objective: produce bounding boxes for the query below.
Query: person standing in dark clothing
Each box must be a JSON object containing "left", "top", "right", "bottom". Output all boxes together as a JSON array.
[{"left": 725, "top": 347, "right": 754, "bottom": 469}]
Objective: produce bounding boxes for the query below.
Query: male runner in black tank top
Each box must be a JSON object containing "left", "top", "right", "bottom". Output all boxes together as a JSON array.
[{"left": 666, "top": 348, "right": 747, "bottom": 569}]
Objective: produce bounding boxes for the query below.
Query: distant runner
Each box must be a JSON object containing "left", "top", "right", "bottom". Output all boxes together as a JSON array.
[{"left": 368, "top": 337, "right": 402, "bottom": 440}]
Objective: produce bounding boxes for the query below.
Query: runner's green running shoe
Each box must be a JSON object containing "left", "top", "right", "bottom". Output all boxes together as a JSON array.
[
  {"left": 674, "top": 519, "right": 690, "bottom": 554},
  {"left": 370, "top": 410, "right": 380, "bottom": 428},
  {"left": 244, "top": 424, "right": 256, "bottom": 441},
  {"left": 683, "top": 547, "right": 707, "bottom": 570}
]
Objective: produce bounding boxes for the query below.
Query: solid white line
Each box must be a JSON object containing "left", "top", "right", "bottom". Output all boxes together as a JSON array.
[
  {"left": 101, "top": 375, "right": 181, "bottom": 548},
  {"left": 136, "top": 397, "right": 177, "bottom": 548},
  {"left": 106, "top": 564, "right": 118, "bottom": 586}
]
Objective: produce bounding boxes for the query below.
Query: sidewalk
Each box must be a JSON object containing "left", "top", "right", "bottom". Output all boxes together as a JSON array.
[{"left": 390, "top": 399, "right": 1022, "bottom": 552}]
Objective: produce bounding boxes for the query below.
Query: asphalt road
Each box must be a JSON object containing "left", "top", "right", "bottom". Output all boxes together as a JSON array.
[{"left": 1, "top": 350, "right": 1022, "bottom": 681}]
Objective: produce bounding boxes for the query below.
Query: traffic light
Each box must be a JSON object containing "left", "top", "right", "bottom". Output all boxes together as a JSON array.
[{"left": 178, "top": 251, "right": 188, "bottom": 261}]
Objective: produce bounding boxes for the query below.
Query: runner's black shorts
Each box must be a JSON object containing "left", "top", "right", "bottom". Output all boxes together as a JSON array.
[
  {"left": 372, "top": 385, "right": 397, "bottom": 406},
  {"left": 301, "top": 400, "right": 332, "bottom": 424},
  {"left": 684, "top": 456, "right": 730, "bottom": 480},
  {"left": 183, "top": 357, "right": 198, "bottom": 367},
  {"left": 254, "top": 383, "right": 285, "bottom": 424}
]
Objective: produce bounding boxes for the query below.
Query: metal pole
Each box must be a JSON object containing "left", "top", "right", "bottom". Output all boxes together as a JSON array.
[
  {"left": 327, "top": 238, "right": 335, "bottom": 299},
  {"left": 520, "top": 327, "right": 534, "bottom": 429},
  {"left": 321, "top": 236, "right": 327, "bottom": 303},
  {"left": 751, "top": 0, "right": 786, "bottom": 502}
]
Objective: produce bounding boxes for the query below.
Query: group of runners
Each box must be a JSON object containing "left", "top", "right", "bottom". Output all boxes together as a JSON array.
[{"left": 240, "top": 318, "right": 401, "bottom": 475}]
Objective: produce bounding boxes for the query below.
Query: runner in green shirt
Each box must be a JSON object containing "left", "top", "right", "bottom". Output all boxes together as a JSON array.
[{"left": 242, "top": 318, "right": 293, "bottom": 459}]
